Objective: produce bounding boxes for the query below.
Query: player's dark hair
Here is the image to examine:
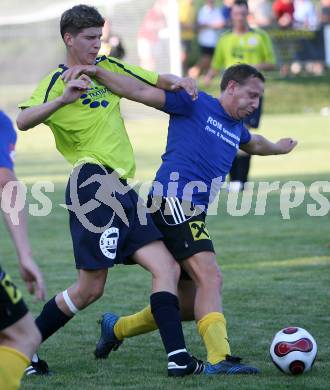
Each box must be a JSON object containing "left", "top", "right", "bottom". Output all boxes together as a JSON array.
[
  {"left": 233, "top": 0, "right": 249, "bottom": 10},
  {"left": 220, "top": 64, "right": 265, "bottom": 91},
  {"left": 60, "top": 4, "right": 104, "bottom": 39}
]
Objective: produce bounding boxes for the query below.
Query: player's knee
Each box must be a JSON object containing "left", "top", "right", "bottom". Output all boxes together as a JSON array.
[
  {"left": 203, "top": 263, "right": 222, "bottom": 290},
  {"left": 192, "top": 256, "right": 222, "bottom": 291},
  {"left": 151, "top": 249, "right": 181, "bottom": 283},
  {"left": 8, "top": 314, "right": 42, "bottom": 355},
  {"left": 76, "top": 283, "right": 104, "bottom": 306},
  {"left": 86, "top": 284, "right": 104, "bottom": 304},
  {"left": 165, "top": 258, "right": 181, "bottom": 283}
]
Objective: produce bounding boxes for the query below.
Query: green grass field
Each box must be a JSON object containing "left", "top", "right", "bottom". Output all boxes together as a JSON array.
[{"left": 1, "top": 112, "right": 329, "bottom": 389}]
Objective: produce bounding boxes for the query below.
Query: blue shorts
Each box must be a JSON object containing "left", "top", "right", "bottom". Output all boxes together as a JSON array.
[
  {"left": 244, "top": 97, "right": 263, "bottom": 129},
  {"left": 0, "top": 112, "right": 17, "bottom": 170},
  {"left": 65, "top": 163, "right": 163, "bottom": 270}
]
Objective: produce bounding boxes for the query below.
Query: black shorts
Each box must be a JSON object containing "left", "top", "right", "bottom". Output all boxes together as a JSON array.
[
  {"left": 65, "top": 163, "right": 163, "bottom": 270},
  {"left": 0, "top": 266, "right": 28, "bottom": 331},
  {"left": 148, "top": 196, "right": 215, "bottom": 263},
  {"left": 199, "top": 45, "right": 215, "bottom": 56}
]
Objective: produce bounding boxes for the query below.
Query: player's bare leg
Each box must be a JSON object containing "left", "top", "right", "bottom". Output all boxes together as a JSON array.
[
  {"left": 56, "top": 269, "right": 108, "bottom": 315},
  {"left": 181, "top": 251, "right": 223, "bottom": 320},
  {"left": 132, "top": 241, "right": 180, "bottom": 295},
  {"left": 95, "top": 241, "right": 204, "bottom": 376},
  {"left": 27, "top": 269, "right": 108, "bottom": 375},
  {"left": 177, "top": 279, "right": 195, "bottom": 321},
  {"left": 0, "top": 313, "right": 41, "bottom": 359},
  {"left": 181, "top": 251, "right": 259, "bottom": 374},
  {"left": 1, "top": 313, "right": 42, "bottom": 386}
]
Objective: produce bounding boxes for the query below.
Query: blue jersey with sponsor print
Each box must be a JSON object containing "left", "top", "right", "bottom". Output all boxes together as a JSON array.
[
  {"left": 0, "top": 111, "right": 17, "bottom": 170},
  {"left": 153, "top": 90, "right": 251, "bottom": 207}
]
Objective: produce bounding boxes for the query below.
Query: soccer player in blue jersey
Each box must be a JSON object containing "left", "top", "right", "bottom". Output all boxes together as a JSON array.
[
  {"left": 0, "top": 110, "right": 46, "bottom": 389},
  {"left": 64, "top": 63, "right": 297, "bottom": 374}
]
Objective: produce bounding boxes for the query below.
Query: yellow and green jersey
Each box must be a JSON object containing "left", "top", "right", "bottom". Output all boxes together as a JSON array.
[
  {"left": 19, "top": 56, "right": 158, "bottom": 178},
  {"left": 211, "top": 28, "right": 276, "bottom": 71},
  {"left": 179, "top": 0, "right": 196, "bottom": 41}
]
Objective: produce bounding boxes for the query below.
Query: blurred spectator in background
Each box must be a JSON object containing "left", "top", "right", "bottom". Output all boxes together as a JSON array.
[
  {"left": 293, "top": 0, "right": 318, "bottom": 30},
  {"left": 320, "top": 0, "right": 330, "bottom": 26},
  {"left": 205, "top": 0, "right": 276, "bottom": 191},
  {"left": 248, "top": 0, "right": 273, "bottom": 28},
  {"left": 188, "top": 0, "right": 225, "bottom": 78},
  {"left": 137, "top": 0, "right": 168, "bottom": 70},
  {"left": 291, "top": 0, "right": 323, "bottom": 76},
  {"left": 179, "top": 0, "right": 197, "bottom": 74},
  {"left": 99, "top": 18, "right": 126, "bottom": 59},
  {"left": 221, "top": 0, "right": 235, "bottom": 27},
  {"left": 272, "top": 0, "right": 294, "bottom": 28}
]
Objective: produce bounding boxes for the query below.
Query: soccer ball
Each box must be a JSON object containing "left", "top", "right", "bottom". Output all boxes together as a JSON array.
[{"left": 270, "top": 327, "right": 317, "bottom": 375}]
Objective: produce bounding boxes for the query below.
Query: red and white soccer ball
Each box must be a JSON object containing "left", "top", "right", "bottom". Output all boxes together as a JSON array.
[{"left": 270, "top": 327, "right": 317, "bottom": 375}]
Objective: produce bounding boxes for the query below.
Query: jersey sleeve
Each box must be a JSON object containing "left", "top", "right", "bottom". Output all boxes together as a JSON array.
[
  {"left": 0, "top": 112, "right": 17, "bottom": 170},
  {"left": 18, "top": 71, "right": 64, "bottom": 109},
  {"left": 162, "top": 90, "right": 195, "bottom": 115},
  {"left": 240, "top": 125, "right": 252, "bottom": 145},
  {"left": 98, "top": 56, "right": 159, "bottom": 86}
]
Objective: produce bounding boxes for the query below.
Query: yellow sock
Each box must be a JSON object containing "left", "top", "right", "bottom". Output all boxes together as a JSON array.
[
  {"left": 0, "top": 346, "right": 29, "bottom": 390},
  {"left": 114, "top": 305, "right": 158, "bottom": 340},
  {"left": 197, "top": 312, "right": 231, "bottom": 364}
]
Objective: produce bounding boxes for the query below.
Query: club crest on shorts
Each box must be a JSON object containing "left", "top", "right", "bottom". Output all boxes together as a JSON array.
[{"left": 99, "top": 227, "right": 119, "bottom": 260}]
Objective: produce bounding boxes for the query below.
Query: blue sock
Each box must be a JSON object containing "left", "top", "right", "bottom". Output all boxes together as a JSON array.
[
  {"left": 35, "top": 296, "right": 72, "bottom": 342},
  {"left": 150, "top": 291, "right": 190, "bottom": 365}
]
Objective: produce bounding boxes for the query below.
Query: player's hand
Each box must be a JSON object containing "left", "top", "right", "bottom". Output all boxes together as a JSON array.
[
  {"left": 61, "top": 65, "right": 97, "bottom": 82},
  {"left": 59, "top": 76, "right": 91, "bottom": 105},
  {"left": 276, "top": 138, "right": 298, "bottom": 154},
  {"left": 19, "top": 256, "right": 46, "bottom": 301},
  {"left": 170, "top": 77, "right": 198, "bottom": 100}
]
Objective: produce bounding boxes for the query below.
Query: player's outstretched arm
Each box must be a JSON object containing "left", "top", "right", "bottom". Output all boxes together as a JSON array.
[
  {"left": 96, "top": 67, "right": 166, "bottom": 108},
  {"left": 61, "top": 65, "right": 166, "bottom": 109},
  {"left": 61, "top": 65, "right": 198, "bottom": 99},
  {"left": 241, "top": 134, "right": 298, "bottom": 156},
  {"left": 0, "top": 168, "right": 46, "bottom": 301},
  {"left": 17, "top": 77, "right": 91, "bottom": 131}
]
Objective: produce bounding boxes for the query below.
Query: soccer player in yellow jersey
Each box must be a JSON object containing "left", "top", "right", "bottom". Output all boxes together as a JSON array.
[
  {"left": 205, "top": 0, "right": 276, "bottom": 191},
  {"left": 17, "top": 4, "right": 204, "bottom": 378}
]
